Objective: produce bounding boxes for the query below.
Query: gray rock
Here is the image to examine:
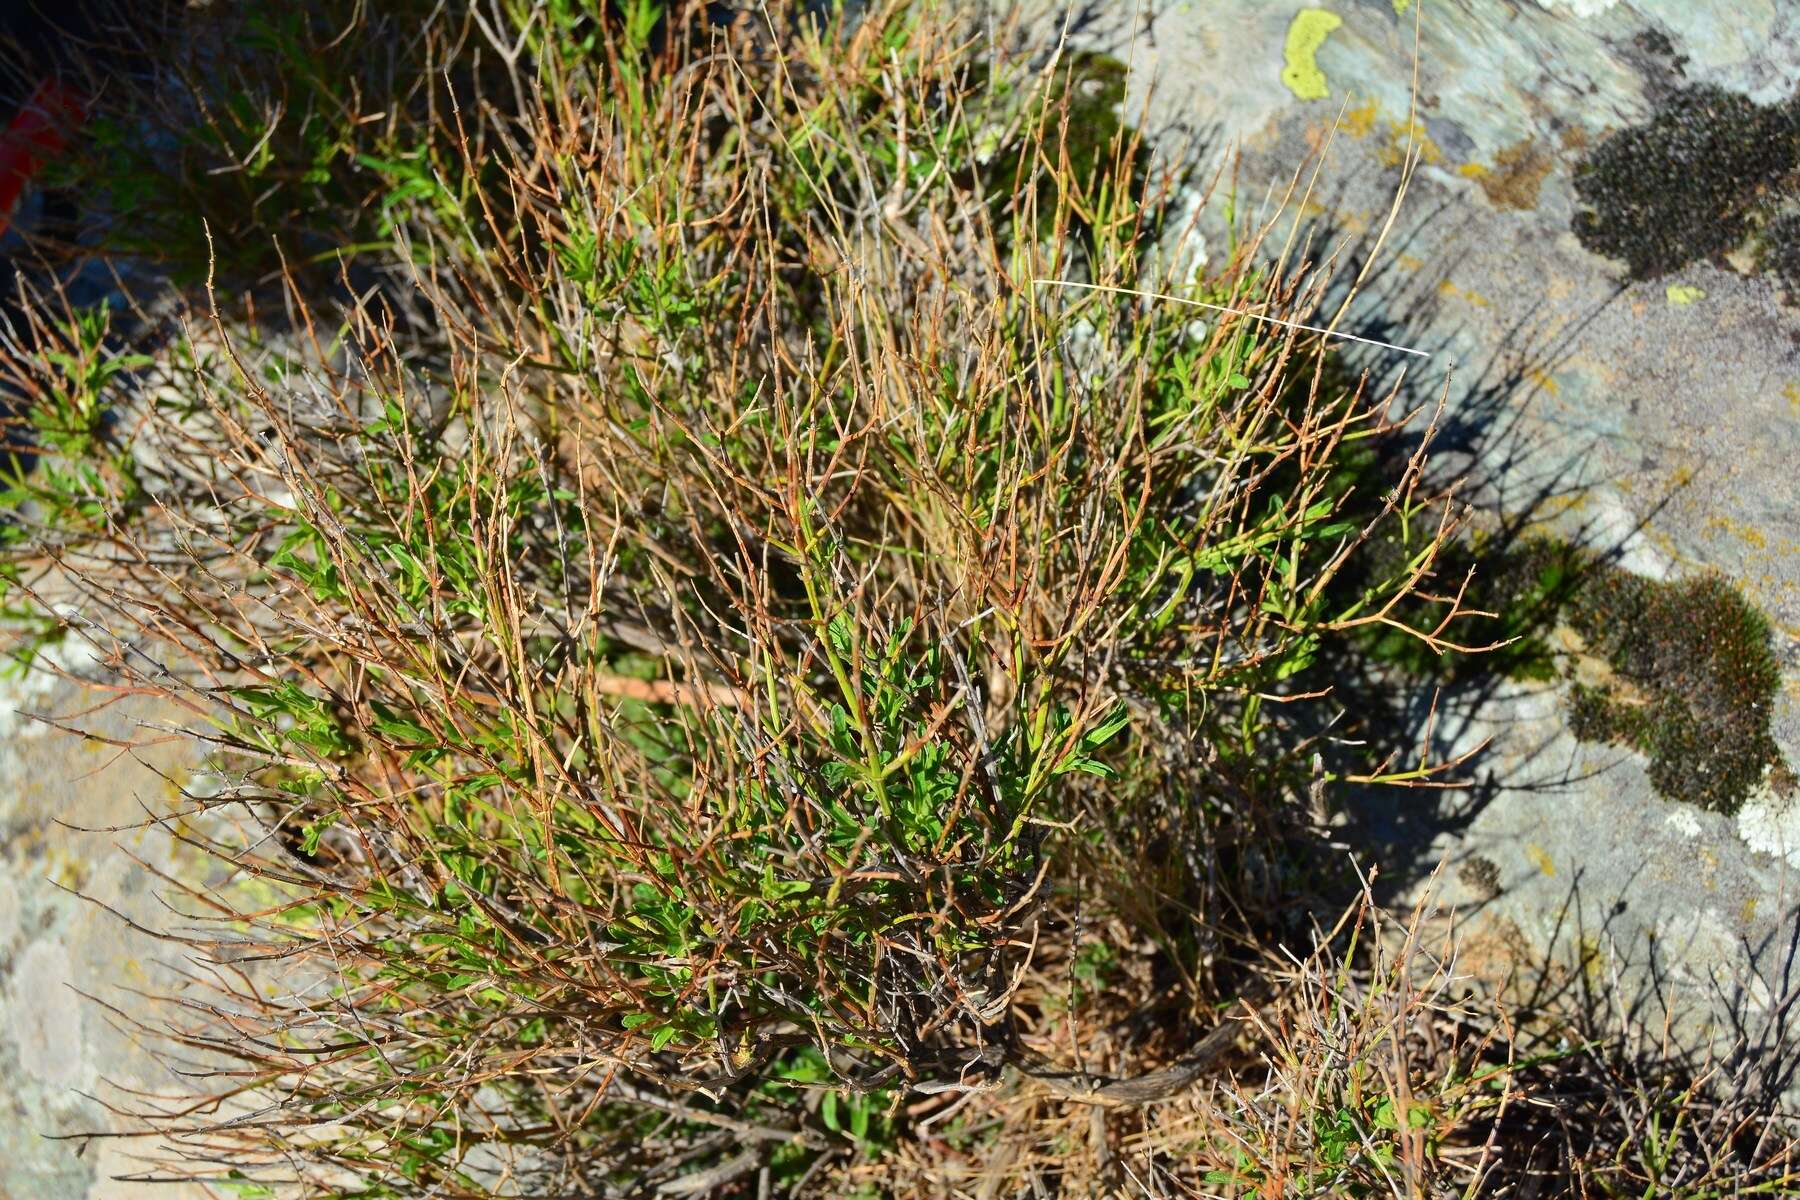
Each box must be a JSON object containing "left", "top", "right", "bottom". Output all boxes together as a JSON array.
[
  {"left": 1093, "top": 0, "right": 1800, "bottom": 1088},
  {"left": 0, "top": 646, "right": 208, "bottom": 1200},
  {"left": 8, "top": 942, "right": 84, "bottom": 1088}
]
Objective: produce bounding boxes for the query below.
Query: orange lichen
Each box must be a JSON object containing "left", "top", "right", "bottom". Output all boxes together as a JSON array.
[{"left": 1476, "top": 137, "right": 1554, "bottom": 210}]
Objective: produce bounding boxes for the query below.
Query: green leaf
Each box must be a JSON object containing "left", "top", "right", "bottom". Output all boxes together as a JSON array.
[
  {"left": 299, "top": 816, "right": 335, "bottom": 857},
  {"left": 370, "top": 699, "right": 434, "bottom": 745},
  {"left": 1081, "top": 703, "right": 1131, "bottom": 751},
  {"left": 760, "top": 865, "right": 813, "bottom": 900},
  {"left": 826, "top": 613, "right": 855, "bottom": 661},
  {"left": 850, "top": 1096, "right": 870, "bottom": 1141}
]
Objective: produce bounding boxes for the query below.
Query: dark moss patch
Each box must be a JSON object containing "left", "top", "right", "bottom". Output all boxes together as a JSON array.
[
  {"left": 1571, "top": 85, "right": 1800, "bottom": 280},
  {"left": 1458, "top": 854, "right": 1502, "bottom": 900},
  {"left": 1629, "top": 27, "right": 1688, "bottom": 78},
  {"left": 1632, "top": 28, "right": 1677, "bottom": 61},
  {"left": 1760, "top": 212, "right": 1800, "bottom": 301},
  {"left": 1322, "top": 511, "right": 1786, "bottom": 814},
  {"left": 1566, "top": 570, "right": 1783, "bottom": 815}
]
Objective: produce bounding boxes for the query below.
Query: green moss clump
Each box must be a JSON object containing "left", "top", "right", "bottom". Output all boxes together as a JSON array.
[
  {"left": 1319, "top": 495, "right": 1787, "bottom": 814},
  {"left": 1566, "top": 571, "right": 1783, "bottom": 815},
  {"left": 1045, "top": 53, "right": 1137, "bottom": 202},
  {"left": 1571, "top": 85, "right": 1800, "bottom": 280}
]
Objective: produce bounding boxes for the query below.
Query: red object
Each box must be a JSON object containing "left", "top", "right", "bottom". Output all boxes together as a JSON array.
[{"left": 0, "top": 78, "right": 85, "bottom": 238}]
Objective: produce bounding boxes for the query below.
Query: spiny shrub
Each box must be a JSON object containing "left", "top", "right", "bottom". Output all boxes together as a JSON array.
[{"left": 1, "top": 1, "right": 1478, "bottom": 1193}]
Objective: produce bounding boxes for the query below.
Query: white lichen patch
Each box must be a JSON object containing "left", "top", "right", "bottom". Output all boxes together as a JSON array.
[
  {"left": 1664, "top": 807, "right": 1703, "bottom": 839},
  {"left": 1533, "top": 0, "right": 1621, "bottom": 17},
  {"left": 1736, "top": 789, "right": 1800, "bottom": 869}
]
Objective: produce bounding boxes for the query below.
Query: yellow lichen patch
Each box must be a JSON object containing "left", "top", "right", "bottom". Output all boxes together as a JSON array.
[
  {"left": 1376, "top": 118, "right": 1443, "bottom": 167},
  {"left": 1578, "top": 935, "right": 1604, "bottom": 984},
  {"left": 1438, "top": 279, "right": 1491, "bottom": 307},
  {"left": 1396, "top": 251, "right": 1425, "bottom": 271},
  {"left": 1784, "top": 382, "right": 1800, "bottom": 415},
  {"left": 52, "top": 851, "right": 87, "bottom": 891},
  {"left": 1475, "top": 138, "right": 1554, "bottom": 210},
  {"left": 1526, "top": 843, "right": 1556, "bottom": 876},
  {"left": 1339, "top": 97, "right": 1380, "bottom": 139},
  {"left": 1457, "top": 161, "right": 1491, "bottom": 179},
  {"left": 1742, "top": 896, "right": 1759, "bottom": 927},
  {"left": 1525, "top": 366, "right": 1561, "bottom": 396},
  {"left": 1281, "top": 10, "right": 1343, "bottom": 102},
  {"left": 1666, "top": 283, "right": 1706, "bottom": 305},
  {"left": 1707, "top": 514, "right": 1770, "bottom": 550}
]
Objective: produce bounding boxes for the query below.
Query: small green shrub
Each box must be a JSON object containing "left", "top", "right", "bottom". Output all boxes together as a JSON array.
[
  {"left": 3, "top": 1, "right": 1481, "bottom": 1193},
  {"left": 35, "top": 0, "right": 479, "bottom": 288}
]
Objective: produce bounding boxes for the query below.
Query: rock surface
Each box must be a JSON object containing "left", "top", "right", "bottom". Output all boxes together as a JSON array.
[
  {"left": 1097, "top": 0, "right": 1800, "bottom": 1081},
  {"left": 0, "top": 646, "right": 207, "bottom": 1199}
]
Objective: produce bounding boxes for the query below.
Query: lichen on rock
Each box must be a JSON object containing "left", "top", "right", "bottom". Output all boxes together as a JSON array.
[
  {"left": 1281, "top": 10, "right": 1343, "bottom": 102},
  {"left": 1474, "top": 137, "right": 1554, "bottom": 210}
]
